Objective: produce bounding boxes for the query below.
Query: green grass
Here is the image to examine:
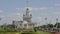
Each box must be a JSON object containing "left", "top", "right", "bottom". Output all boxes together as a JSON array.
[
  {"left": 0, "top": 31, "right": 50, "bottom": 34},
  {"left": 0, "top": 32, "right": 21, "bottom": 34},
  {"left": 21, "top": 31, "right": 50, "bottom": 34},
  {"left": 39, "top": 31, "right": 50, "bottom": 34}
]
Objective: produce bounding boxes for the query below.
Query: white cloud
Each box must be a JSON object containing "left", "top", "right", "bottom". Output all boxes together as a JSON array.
[
  {"left": 16, "top": 7, "right": 50, "bottom": 11},
  {"left": 52, "top": 11, "right": 60, "bottom": 14},
  {"left": 16, "top": 8, "right": 24, "bottom": 10},
  {"left": 0, "top": 13, "right": 23, "bottom": 23},
  {"left": 0, "top": 15, "right": 5, "bottom": 18},
  {"left": 25, "top": 7, "right": 33, "bottom": 11},
  {"left": 16, "top": 8, "right": 19, "bottom": 10},
  {"left": 7, "top": 13, "right": 22, "bottom": 18},
  {"left": 54, "top": 4, "right": 60, "bottom": 6},
  {"left": 0, "top": 10, "right": 3, "bottom": 13},
  {"left": 0, "top": 15, "right": 5, "bottom": 20},
  {"left": 16, "top": 7, "right": 33, "bottom": 11},
  {"left": 39, "top": 7, "right": 48, "bottom": 10},
  {"left": 37, "top": 16, "right": 41, "bottom": 20}
]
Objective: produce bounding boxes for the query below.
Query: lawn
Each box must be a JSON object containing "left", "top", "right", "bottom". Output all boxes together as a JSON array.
[
  {"left": 39, "top": 31, "right": 50, "bottom": 34},
  {"left": 0, "top": 32, "right": 21, "bottom": 34},
  {"left": 0, "top": 31, "right": 50, "bottom": 34}
]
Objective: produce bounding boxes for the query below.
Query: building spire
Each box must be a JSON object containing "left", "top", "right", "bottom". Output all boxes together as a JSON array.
[
  {"left": 23, "top": 0, "right": 32, "bottom": 22},
  {"left": 26, "top": 0, "right": 29, "bottom": 7},
  {"left": 26, "top": 0, "right": 30, "bottom": 16}
]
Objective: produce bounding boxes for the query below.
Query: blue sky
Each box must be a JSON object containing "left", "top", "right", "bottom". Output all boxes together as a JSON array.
[{"left": 0, "top": 0, "right": 60, "bottom": 25}]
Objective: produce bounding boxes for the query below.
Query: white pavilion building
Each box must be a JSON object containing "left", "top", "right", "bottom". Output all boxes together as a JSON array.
[{"left": 12, "top": 8, "right": 36, "bottom": 30}]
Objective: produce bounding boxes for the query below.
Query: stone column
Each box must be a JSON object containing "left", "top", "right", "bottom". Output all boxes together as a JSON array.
[{"left": 27, "top": 24, "right": 28, "bottom": 29}]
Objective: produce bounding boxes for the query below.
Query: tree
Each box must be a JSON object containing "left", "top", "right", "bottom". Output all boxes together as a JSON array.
[
  {"left": 47, "top": 24, "right": 53, "bottom": 28},
  {"left": 0, "top": 24, "right": 16, "bottom": 32},
  {"left": 34, "top": 27, "right": 38, "bottom": 32},
  {"left": 54, "top": 23, "right": 60, "bottom": 28}
]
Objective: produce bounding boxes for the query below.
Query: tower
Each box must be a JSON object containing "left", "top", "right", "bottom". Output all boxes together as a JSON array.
[
  {"left": 23, "top": 8, "right": 32, "bottom": 22},
  {"left": 23, "top": 0, "right": 32, "bottom": 22}
]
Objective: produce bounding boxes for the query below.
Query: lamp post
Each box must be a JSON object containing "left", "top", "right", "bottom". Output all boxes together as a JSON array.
[
  {"left": 56, "top": 18, "right": 58, "bottom": 28},
  {"left": 44, "top": 18, "right": 47, "bottom": 31},
  {"left": 56, "top": 18, "right": 58, "bottom": 23},
  {"left": 45, "top": 17, "right": 47, "bottom": 25},
  {"left": 0, "top": 18, "right": 1, "bottom": 20},
  {"left": 0, "top": 18, "right": 1, "bottom": 29}
]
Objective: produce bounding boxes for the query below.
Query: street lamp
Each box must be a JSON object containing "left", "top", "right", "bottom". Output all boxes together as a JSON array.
[
  {"left": 56, "top": 18, "right": 58, "bottom": 23},
  {"left": 45, "top": 18, "right": 47, "bottom": 25},
  {"left": 0, "top": 18, "right": 1, "bottom": 20},
  {"left": 56, "top": 18, "right": 58, "bottom": 28},
  {"left": 44, "top": 18, "right": 48, "bottom": 30}
]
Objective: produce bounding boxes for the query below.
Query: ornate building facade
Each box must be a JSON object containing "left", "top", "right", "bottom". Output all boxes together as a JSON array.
[{"left": 13, "top": 8, "right": 36, "bottom": 30}]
